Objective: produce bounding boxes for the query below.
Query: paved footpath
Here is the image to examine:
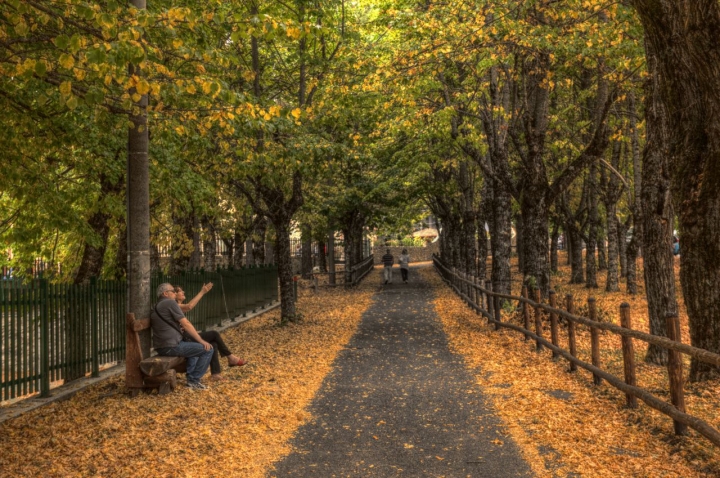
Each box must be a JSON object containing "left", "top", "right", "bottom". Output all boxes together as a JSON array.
[{"left": 271, "top": 267, "right": 532, "bottom": 477}]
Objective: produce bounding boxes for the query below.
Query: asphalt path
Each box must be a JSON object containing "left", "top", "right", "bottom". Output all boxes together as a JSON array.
[{"left": 271, "top": 266, "right": 532, "bottom": 477}]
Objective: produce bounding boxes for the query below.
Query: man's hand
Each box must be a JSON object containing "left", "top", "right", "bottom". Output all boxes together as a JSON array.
[
  {"left": 201, "top": 282, "right": 214, "bottom": 294},
  {"left": 199, "top": 340, "right": 213, "bottom": 351}
]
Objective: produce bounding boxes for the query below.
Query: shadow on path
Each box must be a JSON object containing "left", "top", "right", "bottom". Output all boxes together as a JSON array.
[{"left": 271, "top": 267, "right": 532, "bottom": 477}]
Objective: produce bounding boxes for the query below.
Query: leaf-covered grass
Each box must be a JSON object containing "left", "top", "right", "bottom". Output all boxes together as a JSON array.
[
  {"left": 0, "top": 281, "right": 376, "bottom": 477},
  {"left": 425, "top": 253, "right": 720, "bottom": 477}
]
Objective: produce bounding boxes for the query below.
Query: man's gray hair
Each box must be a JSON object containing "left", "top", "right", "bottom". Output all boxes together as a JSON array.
[{"left": 157, "top": 282, "right": 173, "bottom": 299}]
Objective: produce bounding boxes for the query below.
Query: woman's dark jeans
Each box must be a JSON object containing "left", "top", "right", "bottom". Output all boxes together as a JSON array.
[
  {"left": 199, "top": 330, "right": 233, "bottom": 375},
  {"left": 401, "top": 268, "right": 409, "bottom": 281}
]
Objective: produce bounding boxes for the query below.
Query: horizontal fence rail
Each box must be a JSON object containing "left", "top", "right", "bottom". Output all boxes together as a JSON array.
[
  {"left": 432, "top": 255, "right": 720, "bottom": 448},
  {"left": 347, "top": 255, "right": 375, "bottom": 286},
  {"left": 0, "top": 265, "right": 278, "bottom": 403}
]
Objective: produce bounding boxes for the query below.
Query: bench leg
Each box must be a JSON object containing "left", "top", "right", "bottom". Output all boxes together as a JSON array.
[{"left": 143, "top": 370, "right": 177, "bottom": 395}]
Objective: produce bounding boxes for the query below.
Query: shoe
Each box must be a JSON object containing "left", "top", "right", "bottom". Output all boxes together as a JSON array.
[
  {"left": 186, "top": 381, "right": 208, "bottom": 390},
  {"left": 228, "top": 359, "right": 246, "bottom": 367},
  {"left": 384, "top": 280, "right": 388, "bottom": 284}
]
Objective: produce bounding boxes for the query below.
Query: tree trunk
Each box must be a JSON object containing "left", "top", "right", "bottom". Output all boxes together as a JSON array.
[
  {"left": 632, "top": 0, "right": 720, "bottom": 380},
  {"left": 252, "top": 217, "right": 267, "bottom": 265},
  {"left": 515, "top": 213, "right": 524, "bottom": 273},
  {"left": 273, "top": 220, "right": 297, "bottom": 321},
  {"left": 318, "top": 240, "right": 327, "bottom": 273},
  {"left": 342, "top": 227, "right": 354, "bottom": 283},
  {"left": 126, "top": 36, "right": 150, "bottom": 358},
  {"left": 585, "top": 164, "right": 599, "bottom": 289},
  {"left": 491, "top": 182, "right": 512, "bottom": 296},
  {"left": 202, "top": 217, "right": 217, "bottom": 271},
  {"left": 569, "top": 227, "right": 584, "bottom": 284},
  {"left": 617, "top": 221, "right": 628, "bottom": 278},
  {"left": 626, "top": 91, "right": 643, "bottom": 295},
  {"left": 550, "top": 223, "right": 559, "bottom": 273},
  {"left": 233, "top": 231, "right": 244, "bottom": 269},
  {"left": 605, "top": 203, "right": 620, "bottom": 292},
  {"left": 597, "top": 231, "right": 607, "bottom": 271},
  {"left": 520, "top": 196, "right": 551, "bottom": 295},
  {"left": 301, "top": 225, "right": 312, "bottom": 279},
  {"left": 639, "top": 33, "right": 677, "bottom": 366}
]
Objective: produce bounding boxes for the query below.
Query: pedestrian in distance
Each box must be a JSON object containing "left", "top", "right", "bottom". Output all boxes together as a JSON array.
[
  {"left": 174, "top": 283, "right": 246, "bottom": 382},
  {"left": 382, "top": 248, "right": 394, "bottom": 284},
  {"left": 150, "top": 283, "right": 214, "bottom": 390},
  {"left": 398, "top": 248, "right": 410, "bottom": 283}
]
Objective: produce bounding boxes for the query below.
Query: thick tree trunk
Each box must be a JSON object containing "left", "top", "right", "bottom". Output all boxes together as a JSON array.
[
  {"left": 632, "top": 0, "right": 720, "bottom": 380},
  {"left": 626, "top": 91, "right": 643, "bottom": 295},
  {"left": 274, "top": 220, "right": 297, "bottom": 321},
  {"left": 520, "top": 197, "right": 551, "bottom": 295},
  {"left": 640, "top": 33, "right": 677, "bottom": 365},
  {"left": 126, "top": 45, "right": 150, "bottom": 358},
  {"left": 491, "top": 182, "right": 512, "bottom": 296}
]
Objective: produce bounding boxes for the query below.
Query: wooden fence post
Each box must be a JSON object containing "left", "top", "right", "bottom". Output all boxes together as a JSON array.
[
  {"left": 666, "top": 313, "right": 687, "bottom": 435},
  {"left": 533, "top": 288, "right": 543, "bottom": 352},
  {"left": 522, "top": 285, "right": 530, "bottom": 340},
  {"left": 620, "top": 303, "right": 638, "bottom": 408},
  {"left": 549, "top": 290, "right": 559, "bottom": 359},
  {"left": 487, "top": 282, "right": 495, "bottom": 326},
  {"left": 588, "top": 297, "right": 601, "bottom": 386},
  {"left": 473, "top": 276, "right": 480, "bottom": 314},
  {"left": 566, "top": 294, "right": 577, "bottom": 372},
  {"left": 494, "top": 291, "right": 502, "bottom": 331}
]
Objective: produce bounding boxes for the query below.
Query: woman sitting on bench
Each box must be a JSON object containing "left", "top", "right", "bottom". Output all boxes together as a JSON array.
[{"left": 175, "top": 283, "right": 246, "bottom": 381}]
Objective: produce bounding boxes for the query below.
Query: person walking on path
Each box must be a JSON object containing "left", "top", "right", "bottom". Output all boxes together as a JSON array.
[
  {"left": 398, "top": 248, "right": 410, "bottom": 283},
  {"left": 381, "top": 248, "right": 394, "bottom": 284},
  {"left": 150, "top": 283, "right": 214, "bottom": 390},
  {"left": 175, "top": 283, "right": 246, "bottom": 382}
]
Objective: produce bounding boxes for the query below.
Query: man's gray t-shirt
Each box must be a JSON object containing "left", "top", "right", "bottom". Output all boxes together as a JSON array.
[{"left": 150, "top": 297, "right": 185, "bottom": 349}]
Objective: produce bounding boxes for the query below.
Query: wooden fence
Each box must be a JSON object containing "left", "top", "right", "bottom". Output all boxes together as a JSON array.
[{"left": 433, "top": 255, "right": 720, "bottom": 447}]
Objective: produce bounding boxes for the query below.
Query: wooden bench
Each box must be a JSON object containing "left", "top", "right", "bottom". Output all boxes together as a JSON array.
[{"left": 126, "top": 313, "right": 187, "bottom": 395}]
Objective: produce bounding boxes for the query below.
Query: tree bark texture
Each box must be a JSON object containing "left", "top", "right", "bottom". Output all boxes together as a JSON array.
[
  {"left": 638, "top": 29, "right": 677, "bottom": 366},
  {"left": 126, "top": 43, "right": 150, "bottom": 357},
  {"left": 585, "top": 163, "right": 599, "bottom": 289},
  {"left": 490, "top": 181, "right": 512, "bottom": 296},
  {"left": 632, "top": 0, "right": 720, "bottom": 380}
]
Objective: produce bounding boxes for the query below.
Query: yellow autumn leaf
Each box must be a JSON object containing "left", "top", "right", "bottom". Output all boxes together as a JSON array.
[
  {"left": 59, "top": 53, "right": 75, "bottom": 70},
  {"left": 135, "top": 79, "right": 150, "bottom": 95},
  {"left": 59, "top": 81, "right": 72, "bottom": 97},
  {"left": 286, "top": 27, "right": 301, "bottom": 39},
  {"left": 291, "top": 108, "right": 302, "bottom": 120}
]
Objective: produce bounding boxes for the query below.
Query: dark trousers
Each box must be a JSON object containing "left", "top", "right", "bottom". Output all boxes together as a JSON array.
[
  {"left": 401, "top": 268, "right": 409, "bottom": 281},
  {"left": 199, "top": 330, "right": 233, "bottom": 375}
]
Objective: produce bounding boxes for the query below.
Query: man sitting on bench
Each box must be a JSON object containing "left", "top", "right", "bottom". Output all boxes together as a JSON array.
[{"left": 150, "top": 283, "right": 214, "bottom": 390}]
